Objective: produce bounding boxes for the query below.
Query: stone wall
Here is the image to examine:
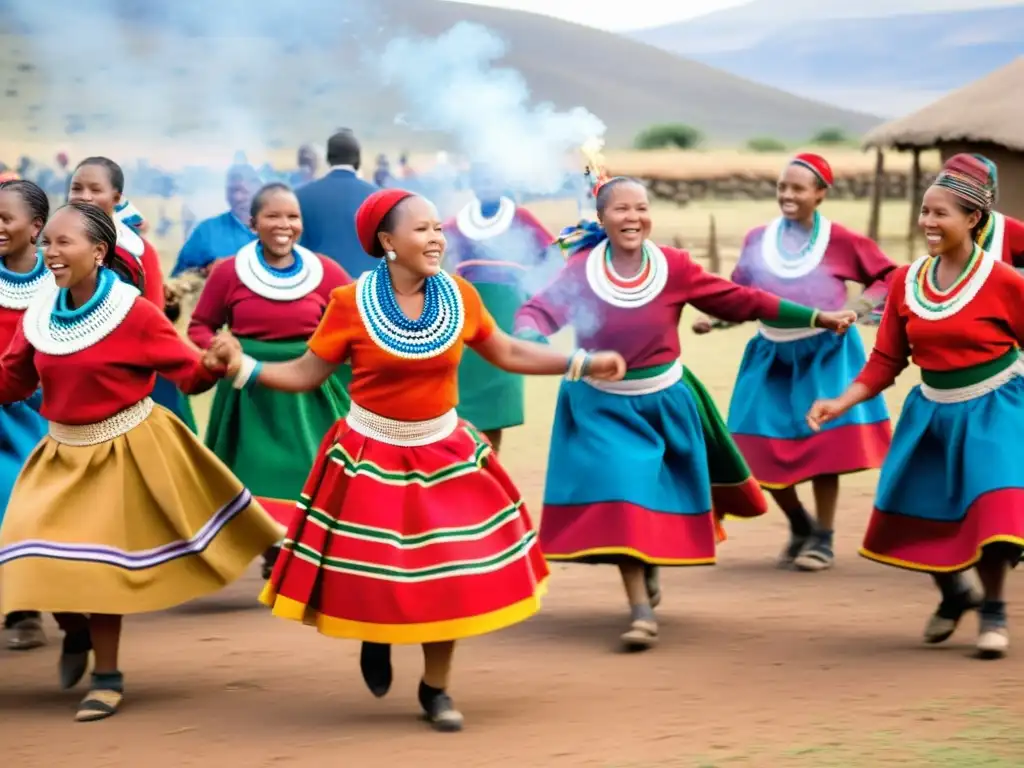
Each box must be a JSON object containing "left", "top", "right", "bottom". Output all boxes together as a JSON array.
[{"left": 639, "top": 171, "right": 938, "bottom": 206}]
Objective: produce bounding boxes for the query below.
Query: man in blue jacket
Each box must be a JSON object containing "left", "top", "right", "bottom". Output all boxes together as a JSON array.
[{"left": 297, "top": 129, "right": 378, "bottom": 277}]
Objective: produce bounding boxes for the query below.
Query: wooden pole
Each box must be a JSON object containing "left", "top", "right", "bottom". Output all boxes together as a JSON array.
[
  {"left": 707, "top": 214, "right": 721, "bottom": 275},
  {"left": 907, "top": 148, "right": 922, "bottom": 261},
  {"left": 867, "top": 147, "right": 884, "bottom": 243}
]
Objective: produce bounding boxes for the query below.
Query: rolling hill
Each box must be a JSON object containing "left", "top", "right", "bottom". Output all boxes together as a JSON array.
[
  {"left": 631, "top": 1, "right": 1024, "bottom": 116},
  {"left": 0, "top": 0, "right": 879, "bottom": 161}
]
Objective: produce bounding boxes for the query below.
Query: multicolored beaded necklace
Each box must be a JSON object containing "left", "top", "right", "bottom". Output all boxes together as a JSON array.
[
  {"left": 760, "top": 212, "right": 833, "bottom": 279},
  {"left": 235, "top": 240, "right": 324, "bottom": 301},
  {"left": 0, "top": 249, "right": 51, "bottom": 310},
  {"left": 904, "top": 243, "right": 994, "bottom": 321},
  {"left": 586, "top": 239, "right": 668, "bottom": 309},
  {"left": 23, "top": 266, "right": 140, "bottom": 356},
  {"left": 356, "top": 259, "right": 464, "bottom": 359},
  {"left": 975, "top": 211, "right": 1005, "bottom": 261}
]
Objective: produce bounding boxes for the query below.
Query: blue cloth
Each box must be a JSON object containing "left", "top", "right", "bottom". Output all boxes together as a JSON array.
[
  {"left": 0, "top": 394, "right": 46, "bottom": 528},
  {"left": 876, "top": 377, "right": 1024, "bottom": 522},
  {"left": 150, "top": 375, "right": 196, "bottom": 433},
  {"left": 296, "top": 169, "right": 378, "bottom": 278},
  {"left": 171, "top": 211, "right": 255, "bottom": 277},
  {"left": 556, "top": 219, "right": 606, "bottom": 256},
  {"left": 728, "top": 328, "right": 888, "bottom": 439},
  {"left": 544, "top": 379, "right": 711, "bottom": 515}
]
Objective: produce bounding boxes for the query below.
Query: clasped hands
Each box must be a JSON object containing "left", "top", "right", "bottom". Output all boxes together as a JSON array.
[{"left": 202, "top": 331, "right": 244, "bottom": 377}]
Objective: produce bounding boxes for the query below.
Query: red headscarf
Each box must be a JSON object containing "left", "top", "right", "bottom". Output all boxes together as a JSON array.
[
  {"left": 355, "top": 188, "right": 414, "bottom": 256},
  {"left": 790, "top": 153, "right": 834, "bottom": 188}
]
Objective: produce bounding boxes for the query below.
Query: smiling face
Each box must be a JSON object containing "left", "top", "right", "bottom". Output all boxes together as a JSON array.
[
  {"left": 919, "top": 185, "right": 981, "bottom": 257},
  {"left": 68, "top": 164, "right": 120, "bottom": 216},
  {"left": 227, "top": 172, "right": 261, "bottom": 220},
  {"left": 0, "top": 189, "right": 43, "bottom": 259},
  {"left": 777, "top": 164, "right": 826, "bottom": 222},
  {"left": 40, "top": 207, "right": 106, "bottom": 288},
  {"left": 253, "top": 188, "right": 302, "bottom": 260},
  {"left": 377, "top": 196, "right": 445, "bottom": 278},
  {"left": 598, "top": 181, "right": 651, "bottom": 252}
]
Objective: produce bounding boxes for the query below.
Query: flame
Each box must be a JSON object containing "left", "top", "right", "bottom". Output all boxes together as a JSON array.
[{"left": 579, "top": 136, "right": 609, "bottom": 194}]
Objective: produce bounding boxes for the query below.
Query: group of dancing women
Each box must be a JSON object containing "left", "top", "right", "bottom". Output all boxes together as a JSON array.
[{"left": 0, "top": 147, "right": 1023, "bottom": 730}]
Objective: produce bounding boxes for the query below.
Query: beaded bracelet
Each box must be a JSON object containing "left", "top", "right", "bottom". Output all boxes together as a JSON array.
[
  {"left": 565, "top": 349, "right": 589, "bottom": 381},
  {"left": 232, "top": 354, "right": 263, "bottom": 390}
]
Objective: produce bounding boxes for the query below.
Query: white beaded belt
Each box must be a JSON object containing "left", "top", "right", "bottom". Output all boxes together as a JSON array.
[
  {"left": 757, "top": 323, "right": 826, "bottom": 343},
  {"left": 346, "top": 401, "right": 458, "bottom": 447},
  {"left": 585, "top": 360, "right": 683, "bottom": 396},
  {"left": 49, "top": 397, "right": 154, "bottom": 446},
  {"left": 919, "top": 360, "right": 1024, "bottom": 404}
]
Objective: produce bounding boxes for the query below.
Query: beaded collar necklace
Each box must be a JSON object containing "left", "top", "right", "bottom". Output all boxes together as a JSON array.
[
  {"left": 355, "top": 259, "right": 464, "bottom": 359},
  {"left": 0, "top": 249, "right": 51, "bottom": 310},
  {"left": 585, "top": 239, "right": 668, "bottom": 309},
  {"left": 234, "top": 240, "right": 324, "bottom": 301},
  {"left": 975, "top": 211, "right": 1005, "bottom": 262},
  {"left": 23, "top": 266, "right": 140, "bottom": 356},
  {"left": 115, "top": 219, "right": 145, "bottom": 262},
  {"left": 905, "top": 243, "right": 993, "bottom": 321},
  {"left": 760, "top": 212, "right": 832, "bottom": 279},
  {"left": 455, "top": 196, "right": 516, "bottom": 241}
]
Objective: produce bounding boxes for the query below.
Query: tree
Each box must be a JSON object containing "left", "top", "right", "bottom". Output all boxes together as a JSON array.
[
  {"left": 634, "top": 123, "right": 703, "bottom": 151},
  {"left": 746, "top": 136, "right": 787, "bottom": 153},
  {"left": 810, "top": 127, "right": 849, "bottom": 145}
]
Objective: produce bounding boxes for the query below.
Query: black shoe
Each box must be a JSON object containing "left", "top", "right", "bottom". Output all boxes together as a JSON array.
[
  {"left": 59, "top": 629, "right": 92, "bottom": 690},
  {"left": 261, "top": 545, "right": 280, "bottom": 580},
  {"left": 418, "top": 680, "right": 464, "bottom": 732},
  {"left": 359, "top": 642, "right": 393, "bottom": 698}
]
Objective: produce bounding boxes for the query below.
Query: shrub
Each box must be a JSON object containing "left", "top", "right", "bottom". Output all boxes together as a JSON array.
[
  {"left": 810, "top": 127, "right": 849, "bottom": 145},
  {"left": 746, "top": 136, "right": 787, "bottom": 153},
  {"left": 634, "top": 123, "right": 703, "bottom": 151}
]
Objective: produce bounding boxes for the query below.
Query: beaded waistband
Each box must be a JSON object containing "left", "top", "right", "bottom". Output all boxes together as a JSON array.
[
  {"left": 757, "top": 323, "right": 826, "bottom": 343},
  {"left": 346, "top": 401, "right": 459, "bottom": 447},
  {"left": 49, "top": 397, "right": 154, "bottom": 446},
  {"left": 585, "top": 360, "right": 682, "bottom": 396}
]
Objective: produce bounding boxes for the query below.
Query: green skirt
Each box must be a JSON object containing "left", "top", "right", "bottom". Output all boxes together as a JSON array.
[
  {"left": 456, "top": 282, "right": 526, "bottom": 432},
  {"left": 205, "top": 337, "right": 352, "bottom": 526},
  {"left": 682, "top": 366, "right": 768, "bottom": 537}
]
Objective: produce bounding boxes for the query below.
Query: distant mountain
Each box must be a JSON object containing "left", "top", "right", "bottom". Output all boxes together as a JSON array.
[{"left": 631, "top": 2, "right": 1024, "bottom": 116}]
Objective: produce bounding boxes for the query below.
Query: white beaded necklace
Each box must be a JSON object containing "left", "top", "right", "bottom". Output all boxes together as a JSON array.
[
  {"left": 585, "top": 239, "right": 669, "bottom": 309},
  {"left": 760, "top": 214, "right": 832, "bottom": 279},
  {"left": 234, "top": 240, "right": 324, "bottom": 301},
  {"left": 0, "top": 250, "right": 52, "bottom": 310},
  {"left": 115, "top": 219, "right": 145, "bottom": 262},
  {"left": 23, "top": 268, "right": 139, "bottom": 356},
  {"left": 455, "top": 196, "right": 515, "bottom": 241}
]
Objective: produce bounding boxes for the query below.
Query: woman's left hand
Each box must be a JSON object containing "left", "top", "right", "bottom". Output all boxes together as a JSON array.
[
  {"left": 586, "top": 351, "right": 628, "bottom": 381},
  {"left": 815, "top": 310, "right": 857, "bottom": 335}
]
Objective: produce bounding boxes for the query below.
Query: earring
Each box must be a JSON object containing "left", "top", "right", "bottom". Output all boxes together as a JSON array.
[{"left": 386, "top": 250, "right": 397, "bottom": 262}]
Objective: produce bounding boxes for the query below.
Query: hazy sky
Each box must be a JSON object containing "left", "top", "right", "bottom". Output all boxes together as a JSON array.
[{"left": 451, "top": 0, "right": 750, "bottom": 31}]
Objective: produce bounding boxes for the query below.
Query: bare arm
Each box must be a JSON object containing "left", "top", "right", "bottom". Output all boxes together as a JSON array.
[
  {"left": 471, "top": 329, "right": 625, "bottom": 379},
  {"left": 255, "top": 349, "right": 339, "bottom": 393}
]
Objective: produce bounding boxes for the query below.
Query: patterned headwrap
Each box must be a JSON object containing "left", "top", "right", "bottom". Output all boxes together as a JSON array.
[{"left": 934, "top": 153, "right": 996, "bottom": 212}]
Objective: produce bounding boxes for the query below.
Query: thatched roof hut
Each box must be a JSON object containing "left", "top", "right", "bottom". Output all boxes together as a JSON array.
[{"left": 860, "top": 56, "right": 1024, "bottom": 248}]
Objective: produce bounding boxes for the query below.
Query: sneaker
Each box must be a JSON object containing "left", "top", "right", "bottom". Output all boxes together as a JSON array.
[
  {"left": 923, "top": 587, "right": 983, "bottom": 644},
  {"left": 620, "top": 619, "right": 659, "bottom": 651},
  {"left": 421, "top": 690, "right": 464, "bottom": 732},
  {"left": 7, "top": 616, "right": 47, "bottom": 651},
  {"left": 977, "top": 624, "right": 1010, "bottom": 659},
  {"left": 778, "top": 534, "right": 809, "bottom": 569},
  {"left": 793, "top": 534, "right": 834, "bottom": 572}
]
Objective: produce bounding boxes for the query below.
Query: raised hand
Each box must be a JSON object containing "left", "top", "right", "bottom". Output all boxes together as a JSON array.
[
  {"left": 586, "top": 351, "right": 627, "bottom": 381},
  {"left": 806, "top": 398, "right": 847, "bottom": 432},
  {"left": 815, "top": 309, "right": 857, "bottom": 335}
]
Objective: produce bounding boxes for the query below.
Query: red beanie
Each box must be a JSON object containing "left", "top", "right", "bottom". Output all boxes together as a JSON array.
[
  {"left": 355, "top": 188, "right": 415, "bottom": 256},
  {"left": 790, "top": 153, "right": 834, "bottom": 188}
]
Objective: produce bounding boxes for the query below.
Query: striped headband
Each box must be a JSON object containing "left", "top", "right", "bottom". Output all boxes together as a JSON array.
[{"left": 934, "top": 153, "right": 996, "bottom": 212}]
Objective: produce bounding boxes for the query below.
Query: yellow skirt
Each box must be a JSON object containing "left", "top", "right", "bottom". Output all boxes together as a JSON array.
[{"left": 0, "top": 403, "right": 284, "bottom": 615}]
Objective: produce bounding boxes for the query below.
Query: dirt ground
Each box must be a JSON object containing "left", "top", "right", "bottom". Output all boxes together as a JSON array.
[{"left": 2, "top": 321, "right": 1023, "bottom": 767}]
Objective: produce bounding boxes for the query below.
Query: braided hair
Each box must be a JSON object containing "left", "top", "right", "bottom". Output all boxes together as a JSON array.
[
  {"left": 0, "top": 179, "right": 50, "bottom": 235},
  {"left": 60, "top": 201, "right": 142, "bottom": 290}
]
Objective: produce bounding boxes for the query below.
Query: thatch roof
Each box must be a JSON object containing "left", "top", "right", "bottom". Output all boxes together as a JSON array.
[{"left": 863, "top": 57, "right": 1024, "bottom": 152}]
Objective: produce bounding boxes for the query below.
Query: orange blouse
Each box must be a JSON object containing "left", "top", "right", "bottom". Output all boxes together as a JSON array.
[{"left": 309, "top": 274, "right": 496, "bottom": 421}]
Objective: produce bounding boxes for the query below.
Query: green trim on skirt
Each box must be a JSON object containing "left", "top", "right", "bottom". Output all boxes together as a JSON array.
[
  {"left": 204, "top": 337, "right": 351, "bottom": 507},
  {"left": 681, "top": 365, "right": 754, "bottom": 486},
  {"left": 456, "top": 282, "right": 526, "bottom": 432}
]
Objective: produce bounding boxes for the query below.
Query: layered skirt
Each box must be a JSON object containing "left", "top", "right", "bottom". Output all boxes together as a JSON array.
[
  {"left": 205, "top": 337, "right": 352, "bottom": 526},
  {"left": 540, "top": 361, "right": 767, "bottom": 566},
  {"left": 728, "top": 325, "right": 892, "bottom": 488},
  {"left": 456, "top": 282, "right": 525, "bottom": 432},
  {"left": 0, "top": 390, "right": 47, "bottom": 528},
  {"left": 862, "top": 360, "right": 1024, "bottom": 571},
  {"left": 0, "top": 398, "right": 283, "bottom": 614},
  {"left": 259, "top": 402, "right": 549, "bottom": 643}
]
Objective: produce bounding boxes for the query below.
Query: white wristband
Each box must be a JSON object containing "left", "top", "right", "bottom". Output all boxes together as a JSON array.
[{"left": 232, "top": 354, "right": 258, "bottom": 390}]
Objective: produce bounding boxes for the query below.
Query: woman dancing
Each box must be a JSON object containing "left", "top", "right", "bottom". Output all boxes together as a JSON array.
[
  {"left": 231, "top": 188, "right": 624, "bottom": 732},
  {"left": 807, "top": 153, "right": 1024, "bottom": 658},
  {"left": 68, "top": 156, "right": 198, "bottom": 433},
  {"left": 189, "top": 183, "right": 352, "bottom": 575},
  {"left": 0, "top": 180, "right": 52, "bottom": 652},
  {"left": 0, "top": 202, "right": 281, "bottom": 721},
  {"left": 694, "top": 153, "right": 895, "bottom": 572},
  {"left": 513, "top": 174, "right": 855, "bottom": 650},
  {"left": 444, "top": 163, "right": 555, "bottom": 452}
]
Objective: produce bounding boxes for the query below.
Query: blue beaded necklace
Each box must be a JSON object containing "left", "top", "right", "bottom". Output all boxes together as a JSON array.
[
  {"left": 0, "top": 248, "right": 49, "bottom": 309},
  {"left": 356, "top": 259, "right": 464, "bottom": 359}
]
